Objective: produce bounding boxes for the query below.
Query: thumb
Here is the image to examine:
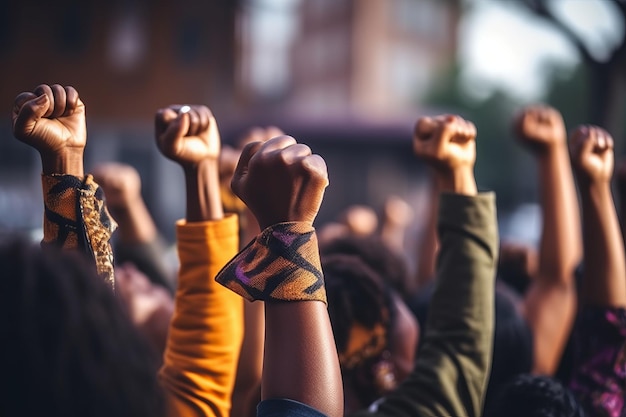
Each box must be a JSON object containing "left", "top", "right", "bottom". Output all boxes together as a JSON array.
[
  {"left": 231, "top": 141, "right": 263, "bottom": 197},
  {"left": 159, "top": 112, "right": 190, "bottom": 156},
  {"left": 12, "top": 94, "right": 49, "bottom": 138}
]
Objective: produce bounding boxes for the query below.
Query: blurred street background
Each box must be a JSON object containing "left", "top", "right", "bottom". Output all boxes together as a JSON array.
[{"left": 0, "top": 0, "right": 624, "bottom": 247}]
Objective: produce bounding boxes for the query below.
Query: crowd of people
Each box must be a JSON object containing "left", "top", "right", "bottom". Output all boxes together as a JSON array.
[{"left": 1, "top": 83, "right": 624, "bottom": 417}]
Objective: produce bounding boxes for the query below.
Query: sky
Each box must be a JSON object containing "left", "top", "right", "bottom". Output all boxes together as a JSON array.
[{"left": 459, "top": 0, "right": 625, "bottom": 101}]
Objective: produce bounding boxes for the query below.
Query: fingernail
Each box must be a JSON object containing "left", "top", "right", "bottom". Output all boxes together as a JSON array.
[
  {"left": 179, "top": 105, "right": 190, "bottom": 114},
  {"left": 35, "top": 94, "right": 47, "bottom": 105}
]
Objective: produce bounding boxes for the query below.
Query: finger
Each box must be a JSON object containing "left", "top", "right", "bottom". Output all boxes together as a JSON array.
[
  {"left": 302, "top": 154, "right": 329, "bottom": 188},
  {"left": 570, "top": 125, "right": 594, "bottom": 158},
  {"left": 34, "top": 84, "right": 54, "bottom": 118},
  {"left": 155, "top": 108, "right": 178, "bottom": 136},
  {"left": 197, "top": 106, "right": 211, "bottom": 135},
  {"left": 50, "top": 84, "right": 67, "bottom": 118},
  {"left": 13, "top": 94, "right": 50, "bottom": 138},
  {"left": 257, "top": 135, "right": 297, "bottom": 154},
  {"left": 414, "top": 117, "right": 436, "bottom": 141},
  {"left": 63, "top": 86, "right": 79, "bottom": 117},
  {"left": 12, "top": 92, "right": 37, "bottom": 119},
  {"left": 184, "top": 108, "right": 199, "bottom": 136},
  {"left": 159, "top": 112, "right": 190, "bottom": 152},
  {"left": 232, "top": 141, "right": 264, "bottom": 195},
  {"left": 280, "top": 143, "right": 312, "bottom": 165}
]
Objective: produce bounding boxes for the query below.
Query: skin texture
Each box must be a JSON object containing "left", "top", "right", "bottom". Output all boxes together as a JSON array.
[
  {"left": 226, "top": 126, "right": 284, "bottom": 417},
  {"left": 413, "top": 114, "right": 478, "bottom": 196},
  {"left": 514, "top": 105, "right": 582, "bottom": 375},
  {"left": 570, "top": 126, "right": 626, "bottom": 307},
  {"left": 12, "top": 84, "right": 85, "bottom": 176},
  {"left": 231, "top": 136, "right": 343, "bottom": 417},
  {"left": 155, "top": 105, "right": 223, "bottom": 222},
  {"left": 115, "top": 263, "right": 174, "bottom": 360},
  {"left": 92, "top": 163, "right": 159, "bottom": 245}
]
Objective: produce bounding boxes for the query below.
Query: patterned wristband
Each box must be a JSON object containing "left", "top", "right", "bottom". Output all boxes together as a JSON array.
[
  {"left": 215, "top": 222, "right": 327, "bottom": 304},
  {"left": 42, "top": 174, "right": 117, "bottom": 289}
]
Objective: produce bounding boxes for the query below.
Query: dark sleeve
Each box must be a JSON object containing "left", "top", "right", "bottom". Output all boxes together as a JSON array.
[
  {"left": 568, "top": 307, "right": 626, "bottom": 417},
  {"left": 257, "top": 399, "right": 329, "bottom": 417},
  {"left": 351, "top": 192, "right": 498, "bottom": 417}
]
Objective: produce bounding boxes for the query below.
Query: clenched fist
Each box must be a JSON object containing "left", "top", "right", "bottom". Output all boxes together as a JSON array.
[
  {"left": 514, "top": 105, "right": 566, "bottom": 152},
  {"left": 570, "top": 125, "right": 614, "bottom": 184},
  {"left": 414, "top": 115, "right": 477, "bottom": 195},
  {"left": 12, "top": 84, "right": 86, "bottom": 175},
  {"left": 231, "top": 136, "right": 329, "bottom": 230},
  {"left": 155, "top": 105, "right": 219, "bottom": 167},
  {"left": 92, "top": 163, "right": 142, "bottom": 210}
]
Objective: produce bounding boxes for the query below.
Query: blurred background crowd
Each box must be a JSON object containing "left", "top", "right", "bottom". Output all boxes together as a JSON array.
[{"left": 0, "top": 0, "right": 624, "bottom": 253}]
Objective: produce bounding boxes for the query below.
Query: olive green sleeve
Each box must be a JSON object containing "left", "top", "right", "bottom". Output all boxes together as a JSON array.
[{"left": 352, "top": 192, "right": 498, "bottom": 417}]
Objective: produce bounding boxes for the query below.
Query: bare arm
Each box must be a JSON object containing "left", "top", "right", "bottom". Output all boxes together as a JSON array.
[
  {"left": 11, "top": 84, "right": 115, "bottom": 287},
  {"left": 219, "top": 136, "right": 344, "bottom": 417},
  {"left": 355, "top": 115, "right": 497, "bottom": 417},
  {"left": 571, "top": 126, "right": 626, "bottom": 307},
  {"left": 514, "top": 105, "right": 582, "bottom": 374},
  {"left": 156, "top": 105, "right": 243, "bottom": 417}
]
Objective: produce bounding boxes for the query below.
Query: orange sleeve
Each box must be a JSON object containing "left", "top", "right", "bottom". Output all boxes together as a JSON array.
[{"left": 159, "top": 214, "right": 244, "bottom": 417}]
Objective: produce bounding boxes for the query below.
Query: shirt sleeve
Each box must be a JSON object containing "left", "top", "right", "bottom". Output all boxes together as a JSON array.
[
  {"left": 257, "top": 399, "right": 329, "bottom": 417},
  {"left": 41, "top": 173, "right": 116, "bottom": 288},
  {"left": 568, "top": 307, "right": 626, "bottom": 417},
  {"left": 351, "top": 192, "right": 498, "bottom": 417},
  {"left": 159, "top": 214, "right": 245, "bottom": 417}
]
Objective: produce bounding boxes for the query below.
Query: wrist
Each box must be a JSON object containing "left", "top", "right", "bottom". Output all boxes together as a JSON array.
[
  {"left": 435, "top": 166, "right": 477, "bottom": 196},
  {"left": 184, "top": 159, "right": 223, "bottom": 222},
  {"left": 40, "top": 148, "right": 84, "bottom": 177}
]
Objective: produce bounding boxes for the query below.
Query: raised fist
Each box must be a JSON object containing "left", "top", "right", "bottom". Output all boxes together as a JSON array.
[
  {"left": 92, "top": 163, "right": 142, "bottom": 210},
  {"left": 155, "top": 105, "right": 219, "bottom": 167},
  {"left": 514, "top": 105, "right": 566, "bottom": 151},
  {"left": 413, "top": 114, "right": 476, "bottom": 172},
  {"left": 12, "top": 84, "right": 86, "bottom": 157},
  {"left": 569, "top": 125, "right": 614, "bottom": 183},
  {"left": 231, "top": 136, "right": 329, "bottom": 230}
]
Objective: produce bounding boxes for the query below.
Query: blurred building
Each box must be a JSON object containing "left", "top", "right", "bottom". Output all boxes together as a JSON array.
[
  {"left": 287, "top": 0, "right": 460, "bottom": 116},
  {"left": 0, "top": 0, "right": 239, "bottom": 236}
]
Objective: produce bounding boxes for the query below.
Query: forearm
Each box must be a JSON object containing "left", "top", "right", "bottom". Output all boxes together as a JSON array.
[
  {"left": 185, "top": 159, "right": 223, "bottom": 222},
  {"left": 364, "top": 192, "right": 498, "bottom": 417},
  {"left": 263, "top": 301, "right": 343, "bottom": 417},
  {"left": 40, "top": 151, "right": 116, "bottom": 288},
  {"left": 580, "top": 183, "right": 626, "bottom": 307},
  {"left": 110, "top": 199, "right": 158, "bottom": 244},
  {"left": 536, "top": 147, "right": 582, "bottom": 282},
  {"left": 40, "top": 148, "right": 84, "bottom": 177},
  {"left": 415, "top": 177, "right": 439, "bottom": 291}
]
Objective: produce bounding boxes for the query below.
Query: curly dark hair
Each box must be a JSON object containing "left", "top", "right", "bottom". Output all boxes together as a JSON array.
[
  {"left": 0, "top": 238, "right": 165, "bottom": 417},
  {"left": 485, "top": 374, "right": 586, "bottom": 417},
  {"left": 321, "top": 235, "right": 410, "bottom": 299}
]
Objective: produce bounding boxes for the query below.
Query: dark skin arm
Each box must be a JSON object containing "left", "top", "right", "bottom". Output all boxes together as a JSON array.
[
  {"left": 570, "top": 126, "right": 626, "bottom": 307},
  {"left": 155, "top": 105, "right": 223, "bottom": 221},
  {"left": 232, "top": 136, "right": 343, "bottom": 417},
  {"left": 514, "top": 105, "right": 582, "bottom": 375},
  {"left": 12, "top": 83, "right": 85, "bottom": 176}
]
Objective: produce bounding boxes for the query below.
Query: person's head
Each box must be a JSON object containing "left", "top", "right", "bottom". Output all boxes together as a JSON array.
[
  {"left": 323, "top": 254, "right": 418, "bottom": 411},
  {"left": 409, "top": 280, "right": 534, "bottom": 409},
  {"left": 485, "top": 374, "right": 585, "bottom": 417},
  {"left": 321, "top": 234, "right": 411, "bottom": 299},
  {"left": 0, "top": 238, "right": 164, "bottom": 417}
]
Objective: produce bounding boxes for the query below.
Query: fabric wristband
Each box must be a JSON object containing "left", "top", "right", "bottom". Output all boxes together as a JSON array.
[
  {"left": 42, "top": 174, "right": 117, "bottom": 289},
  {"left": 215, "top": 222, "right": 327, "bottom": 304}
]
